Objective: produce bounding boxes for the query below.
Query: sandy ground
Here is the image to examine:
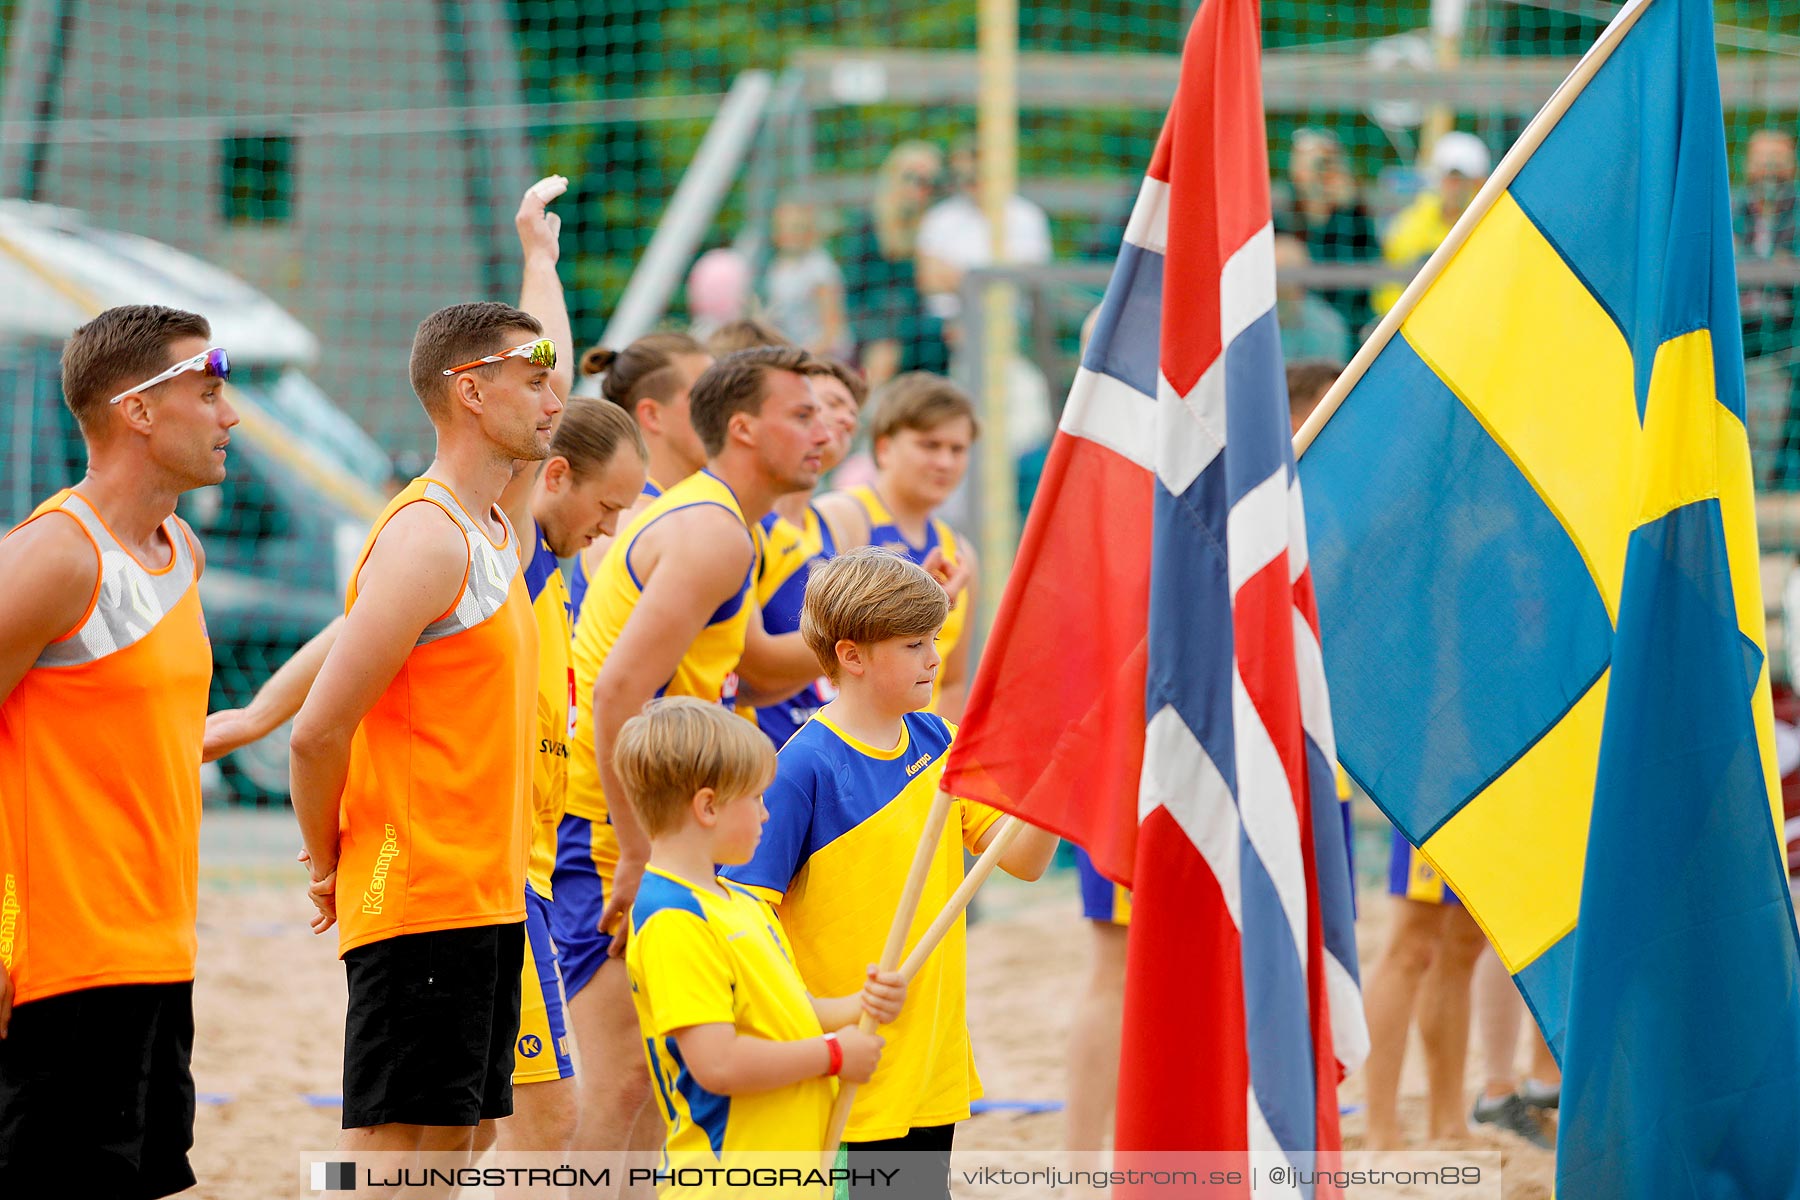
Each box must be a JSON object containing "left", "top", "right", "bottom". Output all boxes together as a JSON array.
[{"left": 186, "top": 809, "right": 1553, "bottom": 1199}]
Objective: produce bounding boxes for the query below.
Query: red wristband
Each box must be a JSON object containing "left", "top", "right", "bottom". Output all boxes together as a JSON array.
[{"left": 823, "top": 1032, "right": 844, "bottom": 1077}]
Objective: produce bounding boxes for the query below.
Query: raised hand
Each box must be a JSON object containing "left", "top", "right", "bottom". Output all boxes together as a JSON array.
[{"left": 515, "top": 175, "right": 569, "bottom": 265}]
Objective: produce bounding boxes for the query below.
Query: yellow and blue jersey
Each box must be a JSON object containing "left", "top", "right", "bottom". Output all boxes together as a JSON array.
[
  {"left": 557, "top": 474, "right": 757, "bottom": 1000},
  {"left": 722, "top": 711, "right": 1002, "bottom": 1141},
  {"left": 848, "top": 486, "right": 966, "bottom": 709},
  {"left": 525, "top": 521, "right": 574, "bottom": 901},
  {"left": 570, "top": 479, "right": 663, "bottom": 621},
  {"left": 569, "top": 549, "right": 590, "bottom": 623},
  {"left": 515, "top": 523, "right": 578, "bottom": 1085},
  {"left": 625, "top": 864, "right": 833, "bottom": 1176},
  {"left": 567, "top": 471, "right": 756, "bottom": 834},
  {"left": 741, "top": 505, "right": 838, "bottom": 749}
]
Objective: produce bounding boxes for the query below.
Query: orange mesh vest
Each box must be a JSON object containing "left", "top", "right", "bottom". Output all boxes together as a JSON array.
[
  {"left": 335, "top": 478, "right": 536, "bottom": 956},
  {"left": 0, "top": 490, "right": 211, "bottom": 1005}
]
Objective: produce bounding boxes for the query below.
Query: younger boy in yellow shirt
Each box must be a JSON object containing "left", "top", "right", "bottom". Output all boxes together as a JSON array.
[
  {"left": 723, "top": 547, "right": 1059, "bottom": 1196},
  {"left": 616, "top": 697, "right": 903, "bottom": 1190}
]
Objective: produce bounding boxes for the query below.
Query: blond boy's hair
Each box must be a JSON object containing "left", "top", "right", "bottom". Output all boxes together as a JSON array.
[
  {"left": 800, "top": 547, "right": 949, "bottom": 682},
  {"left": 613, "top": 697, "right": 776, "bottom": 837}
]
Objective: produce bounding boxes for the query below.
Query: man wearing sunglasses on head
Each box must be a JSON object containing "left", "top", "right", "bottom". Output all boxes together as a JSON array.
[
  {"left": 0, "top": 305, "right": 238, "bottom": 1197},
  {"left": 289, "top": 302, "right": 563, "bottom": 1165},
  {"left": 211, "top": 179, "right": 639, "bottom": 1167}
]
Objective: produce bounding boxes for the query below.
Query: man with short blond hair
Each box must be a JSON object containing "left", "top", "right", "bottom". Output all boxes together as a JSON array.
[{"left": 0, "top": 304, "right": 239, "bottom": 1197}]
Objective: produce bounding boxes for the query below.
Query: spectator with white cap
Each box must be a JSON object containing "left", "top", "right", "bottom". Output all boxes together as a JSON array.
[{"left": 1374, "top": 131, "right": 1493, "bottom": 315}]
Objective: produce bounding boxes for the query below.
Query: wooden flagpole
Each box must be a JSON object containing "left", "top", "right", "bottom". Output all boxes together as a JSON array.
[
  {"left": 896, "top": 816, "right": 1026, "bottom": 983},
  {"left": 819, "top": 789, "right": 954, "bottom": 1163},
  {"left": 1291, "top": 0, "right": 1659, "bottom": 460}
]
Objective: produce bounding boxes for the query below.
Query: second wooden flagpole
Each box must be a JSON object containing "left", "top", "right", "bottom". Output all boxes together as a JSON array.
[{"left": 1291, "top": 0, "right": 1658, "bottom": 460}]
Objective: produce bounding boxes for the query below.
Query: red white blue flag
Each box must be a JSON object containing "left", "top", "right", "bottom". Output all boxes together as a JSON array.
[{"left": 941, "top": 0, "right": 1365, "bottom": 1171}]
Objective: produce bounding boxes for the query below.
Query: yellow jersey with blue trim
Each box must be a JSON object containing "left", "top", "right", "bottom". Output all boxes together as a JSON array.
[
  {"left": 566, "top": 471, "right": 757, "bottom": 840},
  {"left": 570, "top": 478, "right": 663, "bottom": 623},
  {"left": 846, "top": 486, "right": 966, "bottom": 710},
  {"left": 738, "top": 505, "right": 838, "bottom": 748},
  {"left": 722, "top": 711, "right": 1003, "bottom": 1141},
  {"left": 524, "top": 521, "right": 574, "bottom": 901},
  {"left": 626, "top": 865, "right": 833, "bottom": 1174}
]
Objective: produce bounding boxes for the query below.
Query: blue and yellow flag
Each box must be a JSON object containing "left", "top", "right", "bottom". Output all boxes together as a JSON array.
[{"left": 1299, "top": 0, "right": 1800, "bottom": 1191}]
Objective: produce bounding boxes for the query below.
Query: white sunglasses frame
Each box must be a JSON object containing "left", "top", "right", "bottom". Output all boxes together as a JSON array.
[{"left": 107, "top": 347, "right": 229, "bottom": 406}]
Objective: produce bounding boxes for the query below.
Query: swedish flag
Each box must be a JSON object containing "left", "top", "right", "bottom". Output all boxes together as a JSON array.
[{"left": 1299, "top": 0, "right": 1800, "bottom": 1191}]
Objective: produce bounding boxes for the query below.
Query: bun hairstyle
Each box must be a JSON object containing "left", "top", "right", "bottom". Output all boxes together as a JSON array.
[
  {"left": 578, "top": 331, "right": 707, "bottom": 413},
  {"left": 579, "top": 346, "right": 620, "bottom": 378}
]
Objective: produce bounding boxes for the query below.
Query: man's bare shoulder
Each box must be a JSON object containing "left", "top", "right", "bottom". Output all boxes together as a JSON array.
[
  {"left": 0, "top": 511, "right": 102, "bottom": 647},
  {"left": 373, "top": 497, "right": 469, "bottom": 555},
  {"left": 354, "top": 499, "right": 471, "bottom": 600},
  {"left": 0, "top": 509, "right": 100, "bottom": 591}
]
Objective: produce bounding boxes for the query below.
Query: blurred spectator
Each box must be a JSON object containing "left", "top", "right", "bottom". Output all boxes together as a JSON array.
[
  {"left": 1736, "top": 128, "right": 1800, "bottom": 360},
  {"left": 1375, "top": 132, "right": 1492, "bottom": 316},
  {"left": 686, "top": 247, "right": 752, "bottom": 340},
  {"left": 763, "top": 197, "right": 850, "bottom": 358},
  {"left": 1276, "top": 128, "right": 1381, "bottom": 335},
  {"left": 1274, "top": 234, "right": 1352, "bottom": 365},
  {"left": 842, "top": 140, "right": 950, "bottom": 385},
  {"left": 704, "top": 316, "right": 793, "bottom": 357},
  {"left": 916, "top": 134, "right": 1053, "bottom": 323}
]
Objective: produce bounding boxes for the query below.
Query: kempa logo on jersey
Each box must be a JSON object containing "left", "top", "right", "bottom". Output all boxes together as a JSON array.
[
  {"left": 905, "top": 752, "right": 933, "bottom": 777},
  {"left": 0, "top": 873, "right": 18, "bottom": 969},
  {"left": 361, "top": 825, "right": 401, "bottom": 915}
]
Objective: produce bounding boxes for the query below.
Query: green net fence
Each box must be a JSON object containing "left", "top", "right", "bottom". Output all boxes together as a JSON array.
[{"left": 3, "top": 0, "right": 1799, "bottom": 803}]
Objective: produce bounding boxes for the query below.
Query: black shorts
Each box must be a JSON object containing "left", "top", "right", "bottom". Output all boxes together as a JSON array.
[
  {"left": 845, "top": 1123, "right": 956, "bottom": 1200},
  {"left": 342, "top": 922, "right": 525, "bottom": 1129},
  {"left": 0, "top": 980, "right": 197, "bottom": 1200}
]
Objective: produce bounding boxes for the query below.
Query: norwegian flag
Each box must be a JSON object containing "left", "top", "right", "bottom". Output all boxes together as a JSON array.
[{"left": 940, "top": 0, "right": 1365, "bottom": 1173}]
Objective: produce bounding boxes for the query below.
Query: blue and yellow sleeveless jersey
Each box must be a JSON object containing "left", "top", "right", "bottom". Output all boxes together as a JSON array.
[
  {"left": 524, "top": 521, "right": 574, "bottom": 901},
  {"left": 722, "top": 711, "right": 1002, "bottom": 1141},
  {"left": 566, "top": 471, "right": 757, "bottom": 845},
  {"left": 570, "top": 478, "right": 663, "bottom": 620},
  {"left": 740, "top": 504, "right": 837, "bottom": 749}
]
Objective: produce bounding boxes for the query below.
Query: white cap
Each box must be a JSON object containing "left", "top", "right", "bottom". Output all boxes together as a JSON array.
[{"left": 1430, "top": 131, "right": 1492, "bottom": 180}]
